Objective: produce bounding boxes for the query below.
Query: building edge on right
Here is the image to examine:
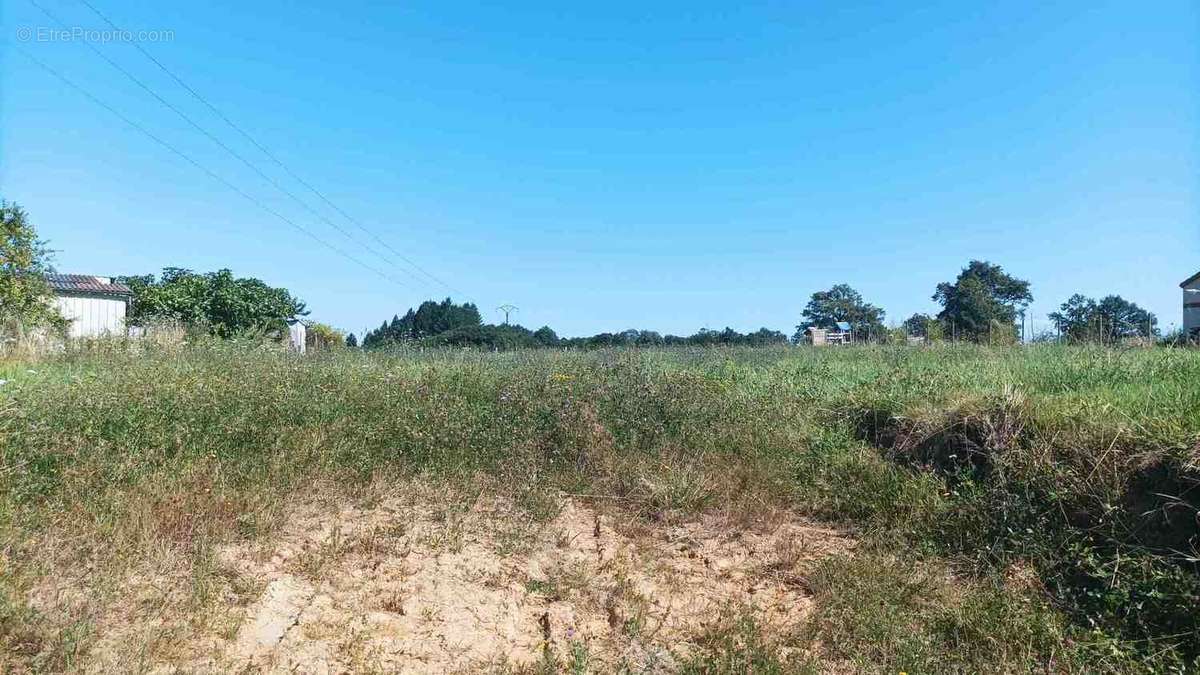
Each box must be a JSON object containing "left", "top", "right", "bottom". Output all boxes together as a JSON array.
[{"left": 1181, "top": 270, "right": 1200, "bottom": 339}]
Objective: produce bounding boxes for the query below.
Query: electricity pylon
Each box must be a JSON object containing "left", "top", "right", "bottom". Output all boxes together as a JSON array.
[{"left": 497, "top": 304, "right": 518, "bottom": 325}]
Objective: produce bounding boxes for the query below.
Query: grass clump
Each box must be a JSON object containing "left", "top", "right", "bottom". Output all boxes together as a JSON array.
[
  {"left": 802, "top": 553, "right": 1072, "bottom": 672},
  {"left": 833, "top": 347, "right": 1200, "bottom": 666},
  {"left": 679, "top": 612, "right": 818, "bottom": 674}
]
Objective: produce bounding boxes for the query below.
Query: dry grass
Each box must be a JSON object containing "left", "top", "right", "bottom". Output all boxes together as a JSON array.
[{"left": 0, "top": 342, "right": 1197, "bottom": 671}]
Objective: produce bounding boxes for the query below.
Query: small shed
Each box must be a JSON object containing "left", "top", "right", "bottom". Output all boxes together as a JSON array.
[
  {"left": 286, "top": 318, "right": 307, "bottom": 354},
  {"left": 1182, "top": 270, "right": 1200, "bottom": 339},
  {"left": 805, "top": 321, "right": 852, "bottom": 346},
  {"left": 47, "top": 274, "right": 132, "bottom": 338}
]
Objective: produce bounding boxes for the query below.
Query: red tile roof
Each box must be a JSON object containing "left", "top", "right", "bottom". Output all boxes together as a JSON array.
[{"left": 46, "top": 274, "right": 133, "bottom": 297}]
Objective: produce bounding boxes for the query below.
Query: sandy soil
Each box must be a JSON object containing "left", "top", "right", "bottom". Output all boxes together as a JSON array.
[{"left": 80, "top": 489, "right": 852, "bottom": 673}]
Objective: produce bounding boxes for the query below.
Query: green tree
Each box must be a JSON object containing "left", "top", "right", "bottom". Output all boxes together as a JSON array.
[
  {"left": 424, "top": 323, "right": 539, "bottom": 350},
  {"left": 1097, "top": 295, "right": 1157, "bottom": 340},
  {"left": 0, "top": 201, "right": 66, "bottom": 335},
  {"left": 902, "top": 313, "right": 935, "bottom": 338},
  {"left": 795, "top": 284, "right": 885, "bottom": 341},
  {"left": 306, "top": 322, "right": 345, "bottom": 350},
  {"left": 345, "top": 333, "right": 358, "bottom": 348},
  {"left": 119, "top": 268, "right": 306, "bottom": 337},
  {"left": 362, "top": 298, "right": 482, "bottom": 347},
  {"left": 1048, "top": 294, "right": 1095, "bottom": 342},
  {"left": 1050, "top": 294, "right": 1157, "bottom": 343},
  {"left": 634, "top": 330, "right": 664, "bottom": 346},
  {"left": 933, "top": 261, "right": 1031, "bottom": 342},
  {"left": 532, "top": 326, "right": 559, "bottom": 346},
  {"left": 745, "top": 327, "right": 788, "bottom": 345}
]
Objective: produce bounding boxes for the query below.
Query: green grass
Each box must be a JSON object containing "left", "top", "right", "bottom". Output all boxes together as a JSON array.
[
  {"left": 801, "top": 552, "right": 1070, "bottom": 672},
  {"left": 1, "top": 341, "right": 1198, "bottom": 671}
]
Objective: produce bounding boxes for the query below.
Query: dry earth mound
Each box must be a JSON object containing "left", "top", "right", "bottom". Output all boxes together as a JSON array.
[{"left": 105, "top": 489, "right": 851, "bottom": 673}]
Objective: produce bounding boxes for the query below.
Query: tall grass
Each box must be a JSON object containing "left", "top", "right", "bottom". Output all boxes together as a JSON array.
[{"left": 1, "top": 341, "right": 1197, "bottom": 671}]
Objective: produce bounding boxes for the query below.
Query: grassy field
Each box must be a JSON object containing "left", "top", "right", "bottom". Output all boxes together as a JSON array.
[{"left": 1, "top": 342, "right": 1198, "bottom": 672}]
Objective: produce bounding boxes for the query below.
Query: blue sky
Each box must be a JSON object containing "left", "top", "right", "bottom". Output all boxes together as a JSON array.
[{"left": 2, "top": 0, "right": 1196, "bottom": 337}]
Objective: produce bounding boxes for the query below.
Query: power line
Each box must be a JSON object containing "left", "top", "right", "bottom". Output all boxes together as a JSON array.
[
  {"left": 26, "top": 0, "right": 421, "bottom": 292},
  {"left": 76, "top": 0, "right": 466, "bottom": 299},
  {"left": 13, "top": 44, "right": 404, "bottom": 289}
]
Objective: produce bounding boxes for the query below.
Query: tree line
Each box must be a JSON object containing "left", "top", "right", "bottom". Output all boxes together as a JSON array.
[
  {"left": 358, "top": 260, "right": 1160, "bottom": 349},
  {"left": 358, "top": 300, "right": 790, "bottom": 350},
  {"left": 795, "top": 260, "right": 1158, "bottom": 345},
  {"left": 0, "top": 200, "right": 1168, "bottom": 347}
]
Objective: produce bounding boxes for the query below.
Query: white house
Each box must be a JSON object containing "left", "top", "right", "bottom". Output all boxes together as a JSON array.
[
  {"left": 47, "top": 274, "right": 132, "bottom": 338},
  {"left": 1183, "top": 270, "right": 1200, "bottom": 339}
]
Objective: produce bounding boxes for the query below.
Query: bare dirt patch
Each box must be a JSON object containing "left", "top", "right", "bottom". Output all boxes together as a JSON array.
[{"left": 91, "top": 487, "right": 853, "bottom": 673}]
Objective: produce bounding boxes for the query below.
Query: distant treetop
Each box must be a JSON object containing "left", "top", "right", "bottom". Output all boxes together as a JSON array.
[
  {"left": 933, "top": 260, "right": 1031, "bottom": 343},
  {"left": 794, "top": 284, "right": 886, "bottom": 342},
  {"left": 362, "top": 298, "right": 482, "bottom": 347}
]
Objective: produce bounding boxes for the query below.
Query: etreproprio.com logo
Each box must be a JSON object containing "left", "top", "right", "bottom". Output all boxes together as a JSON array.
[{"left": 16, "top": 25, "right": 175, "bottom": 43}]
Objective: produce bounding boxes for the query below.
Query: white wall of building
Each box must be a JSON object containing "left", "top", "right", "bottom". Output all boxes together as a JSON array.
[
  {"left": 54, "top": 293, "right": 128, "bottom": 338},
  {"left": 288, "top": 321, "right": 306, "bottom": 353},
  {"left": 1185, "top": 277, "right": 1200, "bottom": 336}
]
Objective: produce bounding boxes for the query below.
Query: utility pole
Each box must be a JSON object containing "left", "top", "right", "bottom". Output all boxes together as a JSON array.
[{"left": 497, "top": 304, "right": 518, "bottom": 325}]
